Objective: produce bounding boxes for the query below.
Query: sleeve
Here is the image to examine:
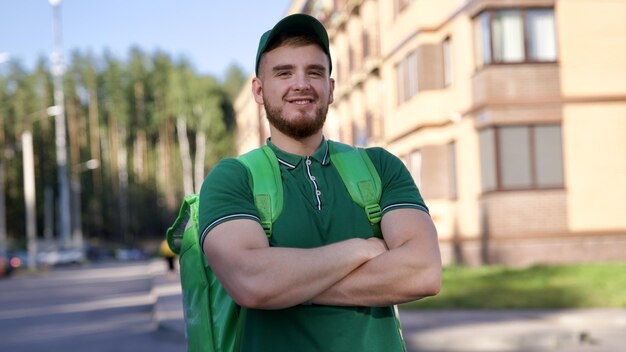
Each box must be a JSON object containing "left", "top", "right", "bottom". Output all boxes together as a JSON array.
[
  {"left": 198, "top": 158, "right": 261, "bottom": 249},
  {"left": 365, "top": 147, "right": 429, "bottom": 215}
]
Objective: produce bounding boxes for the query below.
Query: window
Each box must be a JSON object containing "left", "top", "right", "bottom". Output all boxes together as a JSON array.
[
  {"left": 527, "top": 9, "right": 557, "bottom": 61},
  {"left": 448, "top": 142, "right": 458, "bottom": 198},
  {"left": 420, "top": 143, "right": 458, "bottom": 199},
  {"left": 365, "top": 111, "right": 376, "bottom": 140},
  {"left": 443, "top": 37, "right": 453, "bottom": 87},
  {"left": 348, "top": 46, "right": 355, "bottom": 73},
  {"left": 479, "top": 124, "right": 564, "bottom": 192},
  {"left": 493, "top": 10, "right": 525, "bottom": 62},
  {"left": 363, "top": 31, "right": 370, "bottom": 59},
  {"left": 474, "top": 8, "right": 557, "bottom": 67},
  {"left": 479, "top": 128, "right": 497, "bottom": 190},
  {"left": 534, "top": 125, "right": 563, "bottom": 186},
  {"left": 395, "top": 0, "right": 413, "bottom": 15},
  {"left": 352, "top": 122, "right": 367, "bottom": 147},
  {"left": 396, "top": 50, "right": 418, "bottom": 104}
]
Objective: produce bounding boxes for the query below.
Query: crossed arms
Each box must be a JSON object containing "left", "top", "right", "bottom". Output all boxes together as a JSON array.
[{"left": 202, "top": 208, "right": 442, "bottom": 309}]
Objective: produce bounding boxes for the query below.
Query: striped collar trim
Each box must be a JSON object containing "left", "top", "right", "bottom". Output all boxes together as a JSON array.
[
  {"left": 277, "top": 158, "right": 296, "bottom": 169},
  {"left": 266, "top": 137, "right": 330, "bottom": 168}
]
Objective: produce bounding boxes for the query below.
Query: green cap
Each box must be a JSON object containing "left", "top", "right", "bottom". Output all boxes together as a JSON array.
[{"left": 255, "top": 13, "right": 332, "bottom": 75}]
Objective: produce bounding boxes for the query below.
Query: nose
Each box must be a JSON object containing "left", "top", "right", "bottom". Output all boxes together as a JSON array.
[{"left": 293, "top": 72, "right": 311, "bottom": 91}]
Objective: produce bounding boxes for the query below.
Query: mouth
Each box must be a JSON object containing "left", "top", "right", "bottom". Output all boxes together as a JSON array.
[{"left": 287, "top": 97, "right": 315, "bottom": 105}]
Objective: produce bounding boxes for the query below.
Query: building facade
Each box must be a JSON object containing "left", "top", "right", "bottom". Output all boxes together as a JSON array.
[{"left": 233, "top": 0, "right": 626, "bottom": 266}]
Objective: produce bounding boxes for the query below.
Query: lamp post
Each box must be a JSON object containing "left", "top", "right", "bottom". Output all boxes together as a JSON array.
[
  {"left": 21, "top": 106, "right": 60, "bottom": 271},
  {"left": 49, "top": 0, "right": 72, "bottom": 247},
  {"left": 21, "top": 131, "right": 38, "bottom": 271}
]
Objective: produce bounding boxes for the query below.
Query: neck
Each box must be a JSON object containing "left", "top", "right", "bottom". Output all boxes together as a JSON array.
[{"left": 269, "top": 127, "right": 324, "bottom": 156}]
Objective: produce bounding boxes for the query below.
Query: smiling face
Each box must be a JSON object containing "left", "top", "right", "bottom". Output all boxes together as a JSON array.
[{"left": 252, "top": 38, "right": 334, "bottom": 141}]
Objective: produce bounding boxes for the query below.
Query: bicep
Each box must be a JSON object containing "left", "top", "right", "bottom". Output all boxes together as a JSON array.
[
  {"left": 202, "top": 219, "right": 269, "bottom": 286},
  {"left": 381, "top": 208, "right": 438, "bottom": 251}
]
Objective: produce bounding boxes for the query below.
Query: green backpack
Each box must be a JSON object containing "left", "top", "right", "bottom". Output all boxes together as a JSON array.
[{"left": 166, "top": 141, "right": 382, "bottom": 352}]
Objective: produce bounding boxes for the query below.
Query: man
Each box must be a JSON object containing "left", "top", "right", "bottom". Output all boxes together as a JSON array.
[{"left": 199, "top": 13, "right": 441, "bottom": 351}]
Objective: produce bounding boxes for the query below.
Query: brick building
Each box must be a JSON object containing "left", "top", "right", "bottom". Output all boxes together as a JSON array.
[{"left": 233, "top": 0, "right": 626, "bottom": 266}]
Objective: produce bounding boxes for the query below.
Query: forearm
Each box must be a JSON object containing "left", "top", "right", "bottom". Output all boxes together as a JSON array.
[
  {"left": 311, "top": 239, "right": 441, "bottom": 306},
  {"left": 208, "top": 235, "right": 385, "bottom": 310},
  {"left": 312, "top": 209, "right": 442, "bottom": 307}
]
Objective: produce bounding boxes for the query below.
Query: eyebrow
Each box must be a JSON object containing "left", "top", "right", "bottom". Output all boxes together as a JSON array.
[
  {"left": 272, "top": 64, "right": 294, "bottom": 72},
  {"left": 272, "top": 64, "right": 327, "bottom": 73}
]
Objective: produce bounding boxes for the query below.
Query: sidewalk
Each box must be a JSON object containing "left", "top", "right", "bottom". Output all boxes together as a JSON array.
[
  {"left": 399, "top": 309, "right": 626, "bottom": 351},
  {"left": 148, "top": 261, "right": 626, "bottom": 351},
  {"left": 149, "top": 260, "right": 186, "bottom": 338}
]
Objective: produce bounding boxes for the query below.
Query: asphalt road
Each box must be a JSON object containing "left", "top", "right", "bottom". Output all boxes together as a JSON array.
[{"left": 0, "top": 261, "right": 185, "bottom": 352}]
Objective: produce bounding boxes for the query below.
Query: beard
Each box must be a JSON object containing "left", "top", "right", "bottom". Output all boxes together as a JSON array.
[{"left": 265, "top": 100, "right": 328, "bottom": 140}]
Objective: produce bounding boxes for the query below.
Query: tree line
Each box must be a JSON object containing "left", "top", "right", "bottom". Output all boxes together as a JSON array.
[{"left": 0, "top": 47, "right": 246, "bottom": 251}]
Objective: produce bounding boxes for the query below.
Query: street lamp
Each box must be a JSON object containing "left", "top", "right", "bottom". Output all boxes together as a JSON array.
[
  {"left": 21, "top": 106, "right": 60, "bottom": 271},
  {"left": 22, "top": 131, "right": 37, "bottom": 271},
  {"left": 49, "top": 0, "right": 72, "bottom": 247}
]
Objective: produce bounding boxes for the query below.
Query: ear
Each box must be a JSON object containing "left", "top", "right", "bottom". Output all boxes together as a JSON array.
[
  {"left": 328, "top": 77, "right": 335, "bottom": 105},
  {"left": 251, "top": 77, "right": 264, "bottom": 105}
]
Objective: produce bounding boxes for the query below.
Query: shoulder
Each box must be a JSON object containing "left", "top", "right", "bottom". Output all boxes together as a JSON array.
[
  {"left": 204, "top": 157, "right": 249, "bottom": 181},
  {"left": 199, "top": 157, "right": 252, "bottom": 206},
  {"left": 363, "top": 147, "right": 406, "bottom": 174},
  {"left": 363, "top": 146, "right": 397, "bottom": 160},
  {"left": 198, "top": 157, "right": 259, "bottom": 246}
]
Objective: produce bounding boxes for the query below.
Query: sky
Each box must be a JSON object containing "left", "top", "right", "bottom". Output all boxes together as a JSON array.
[{"left": 0, "top": 0, "right": 294, "bottom": 78}]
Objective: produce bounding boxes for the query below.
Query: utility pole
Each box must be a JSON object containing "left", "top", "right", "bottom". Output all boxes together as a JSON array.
[
  {"left": 22, "top": 131, "right": 38, "bottom": 271},
  {"left": 49, "top": 0, "right": 72, "bottom": 247},
  {"left": 0, "top": 52, "right": 9, "bottom": 258}
]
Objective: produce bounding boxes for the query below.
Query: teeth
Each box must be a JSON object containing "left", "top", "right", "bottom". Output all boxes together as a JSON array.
[{"left": 292, "top": 100, "right": 312, "bottom": 104}]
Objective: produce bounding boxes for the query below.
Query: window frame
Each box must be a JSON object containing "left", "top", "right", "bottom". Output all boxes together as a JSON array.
[
  {"left": 480, "top": 124, "right": 564, "bottom": 193},
  {"left": 443, "top": 36, "right": 453, "bottom": 87},
  {"left": 473, "top": 7, "right": 557, "bottom": 68}
]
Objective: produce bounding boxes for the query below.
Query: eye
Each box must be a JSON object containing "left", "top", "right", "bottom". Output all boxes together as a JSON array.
[{"left": 308, "top": 66, "right": 326, "bottom": 78}]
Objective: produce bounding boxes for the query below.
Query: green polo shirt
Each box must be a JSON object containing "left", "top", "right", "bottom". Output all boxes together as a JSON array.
[{"left": 199, "top": 138, "right": 428, "bottom": 352}]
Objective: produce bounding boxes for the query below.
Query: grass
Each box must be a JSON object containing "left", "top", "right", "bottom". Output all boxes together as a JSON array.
[{"left": 401, "top": 262, "right": 626, "bottom": 310}]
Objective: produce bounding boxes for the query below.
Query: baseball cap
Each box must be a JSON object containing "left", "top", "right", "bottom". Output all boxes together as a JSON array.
[{"left": 255, "top": 13, "right": 332, "bottom": 75}]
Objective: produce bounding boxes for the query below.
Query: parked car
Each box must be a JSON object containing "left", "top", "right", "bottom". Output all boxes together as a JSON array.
[
  {"left": 0, "top": 254, "right": 13, "bottom": 278},
  {"left": 37, "top": 248, "right": 84, "bottom": 266}
]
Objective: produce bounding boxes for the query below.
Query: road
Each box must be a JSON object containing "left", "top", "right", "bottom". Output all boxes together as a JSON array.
[{"left": 0, "top": 261, "right": 185, "bottom": 352}]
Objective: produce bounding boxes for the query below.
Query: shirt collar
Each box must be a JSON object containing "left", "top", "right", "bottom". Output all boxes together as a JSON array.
[{"left": 266, "top": 137, "right": 331, "bottom": 169}]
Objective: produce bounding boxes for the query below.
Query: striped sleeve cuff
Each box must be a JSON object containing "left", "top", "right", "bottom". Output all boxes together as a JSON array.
[
  {"left": 382, "top": 203, "right": 430, "bottom": 215},
  {"left": 199, "top": 213, "right": 261, "bottom": 252}
]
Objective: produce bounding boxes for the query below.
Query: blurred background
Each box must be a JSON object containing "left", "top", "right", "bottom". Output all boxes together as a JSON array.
[
  {"left": 1, "top": 0, "right": 625, "bottom": 274},
  {"left": 1, "top": 1, "right": 625, "bottom": 351},
  {"left": 0, "top": 0, "right": 292, "bottom": 269},
  {"left": 0, "top": 0, "right": 624, "bottom": 274},
  {"left": 237, "top": 0, "right": 626, "bottom": 269}
]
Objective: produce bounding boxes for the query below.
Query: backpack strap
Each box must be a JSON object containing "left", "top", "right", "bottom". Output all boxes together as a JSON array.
[
  {"left": 237, "top": 146, "right": 283, "bottom": 237},
  {"left": 238, "top": 142, "right": 382, "bottom": 237},
  {"left": 328, "top": 141, "right": 382, "bottom": 225}
]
